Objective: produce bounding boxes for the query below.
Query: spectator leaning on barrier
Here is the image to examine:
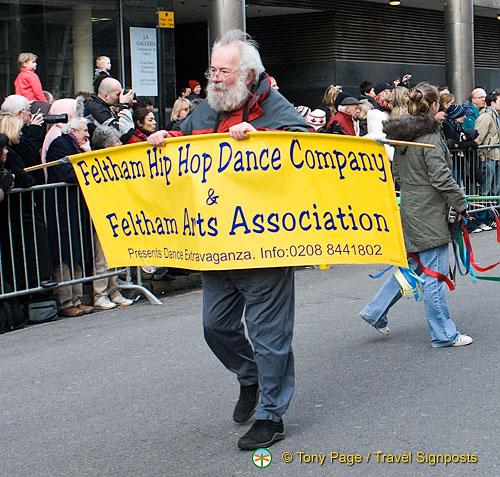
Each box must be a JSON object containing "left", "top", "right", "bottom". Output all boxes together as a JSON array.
[
  {"left": 472, "top": 92, "right": 500, "bottom": 232},
  {"left": 90, "top": 125, "right": 133, "bottom": 310},
  {"left": 463, "top": 88, "right": 486, "bottom": 130},
  {"left": 14, "top": 52, "right": 47, "bottom": 103},
  {"left": 360, "top": 83, "right": 472, "bottom": 348},
  {"left": 84, "top": 77, "right": 135, "bottom": 143},
  {"left": 0, "top": 113, "right": 55, "bottom": 290},
  {"left": 442, "top": 103, "right": 479, "bottom": 188},
  {"left": 45, "top": 117, "right": 94, "bottom": 318},
  {"left": 148, "top": 29, "right": 310, "bottom": 451}
]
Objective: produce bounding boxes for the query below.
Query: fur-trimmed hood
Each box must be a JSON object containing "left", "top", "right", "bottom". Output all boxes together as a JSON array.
[{"left": 383, "top": 115, "right": 441, "bottom": 142}]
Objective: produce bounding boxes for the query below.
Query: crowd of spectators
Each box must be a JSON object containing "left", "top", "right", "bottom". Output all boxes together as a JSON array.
[
  {"left": 294, "top": 78, "right": 500, "bottom": 233},
  {"left": 1, "top": 50, "right": 500, "bottom": 319}
]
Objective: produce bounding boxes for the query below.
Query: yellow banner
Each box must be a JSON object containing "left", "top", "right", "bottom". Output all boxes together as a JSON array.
[{"left": 71, "top": 132, "right": 407, "bottom": 270}]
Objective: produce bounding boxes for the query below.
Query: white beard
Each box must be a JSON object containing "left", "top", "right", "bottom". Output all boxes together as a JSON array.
[{"left": 206, "top": 76, "right": 251, "bottom": 112}]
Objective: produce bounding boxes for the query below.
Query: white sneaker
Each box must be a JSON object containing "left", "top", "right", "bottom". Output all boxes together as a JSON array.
[
  {"left": 479, "top": 223, "right": 492, "bottom": 231},
  {"left": 111, "top": 293, "right": 133, "bottom": 307},
  {"left": 375, "top": 326, "right": 391, "bottom": 336},
  {"left": 94, "top": 295, "right": 117, "bottom": 310},
  {"left": 489, "top": 221, "right": 497, "bottom": 229},
  {"left": 451, "top": 334, "right": 473, "bottom": 347},
  {"left": 471, "top": 227, "right": 482, "bottom": 233}
]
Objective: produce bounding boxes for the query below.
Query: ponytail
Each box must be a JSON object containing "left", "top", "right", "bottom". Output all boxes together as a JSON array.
[{"left": 407, "top": 83, "right": 439, "bottom": 117}]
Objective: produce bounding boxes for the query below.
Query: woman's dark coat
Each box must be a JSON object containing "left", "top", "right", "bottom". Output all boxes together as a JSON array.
[
  {"left": 45, "top": 134, "right": 91, "bottom": 265},
  {"left": 0, "top": 146, "right": 52, "bottom": 289}
]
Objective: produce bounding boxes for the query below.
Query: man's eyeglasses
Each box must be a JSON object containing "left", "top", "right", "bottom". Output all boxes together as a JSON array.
[{"left": 204, "top": 68, "right": 239, "bottom": 80}]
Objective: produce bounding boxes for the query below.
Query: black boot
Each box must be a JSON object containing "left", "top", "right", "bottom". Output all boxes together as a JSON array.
[
  {"left": 238, "top": 419, "right": 285, "bottom": 450},
  {"left": 233, "top": 383, "right": 259, "bottom": 423}
]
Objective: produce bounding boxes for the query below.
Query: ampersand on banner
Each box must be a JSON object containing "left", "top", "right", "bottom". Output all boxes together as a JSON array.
[{"left": 206, "top": 188, "right": 219, "bottom": 205}]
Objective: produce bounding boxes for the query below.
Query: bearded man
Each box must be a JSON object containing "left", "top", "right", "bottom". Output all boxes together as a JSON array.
[{"left": 149, "top": 29, "right": 310, "bottom": 450}]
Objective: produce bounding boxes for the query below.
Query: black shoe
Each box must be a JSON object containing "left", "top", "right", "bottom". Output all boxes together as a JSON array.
[
  {"left": 233, "top": 383, "right": 259, "bottom": 423},
  {"left": 238, "top": 419, "right": 285, "bottom": 450}
]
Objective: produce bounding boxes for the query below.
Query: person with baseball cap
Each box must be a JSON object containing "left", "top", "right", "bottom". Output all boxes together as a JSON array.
[
  {"left": 373, "top": 82, "right": 395, "bottom": 113},
  {"left": 366, "top": 82, "right": 396, "bottom": 147}
]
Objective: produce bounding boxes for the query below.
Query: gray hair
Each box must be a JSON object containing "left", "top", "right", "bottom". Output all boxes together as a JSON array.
[
  {"left": 1, "top": 94, "right": 29, "bottom": 114},
  {"left": 92, "top": 125, "right": 120, "bottom": 150},
  {"left": 62, "top": 117, "right": 87, "bottom": 134},
  {"left": 470, "top": 87, "right": 486, "bottom": 100},
  {"left": 212, "top": 30, "right": 265, "bottom": 86}
]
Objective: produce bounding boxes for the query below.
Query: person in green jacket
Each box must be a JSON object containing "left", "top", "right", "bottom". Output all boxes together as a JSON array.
[{"left": 359, "top": 83, "right": 473, "bottom": 348}]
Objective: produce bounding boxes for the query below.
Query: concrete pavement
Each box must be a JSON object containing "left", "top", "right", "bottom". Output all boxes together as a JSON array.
[{"left": 0, "top": 230, "right": 498, "bottom": 476}]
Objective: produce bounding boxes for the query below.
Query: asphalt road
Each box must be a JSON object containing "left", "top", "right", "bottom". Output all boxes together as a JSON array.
[{"left": 0, "top": 230, "right": 499, "bottom": 476}]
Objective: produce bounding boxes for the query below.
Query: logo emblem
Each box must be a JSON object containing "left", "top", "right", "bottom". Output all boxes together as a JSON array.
[{"left": 252, "top": 448, "right": 272, "bottom": 468}]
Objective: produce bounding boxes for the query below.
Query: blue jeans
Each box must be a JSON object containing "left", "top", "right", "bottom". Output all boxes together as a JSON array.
[
  {"left": 202, "top": 267, "right": 295, "bottom": 422},
  {"left": 360, "top": 245, "right": 460, "bottom": 347}
]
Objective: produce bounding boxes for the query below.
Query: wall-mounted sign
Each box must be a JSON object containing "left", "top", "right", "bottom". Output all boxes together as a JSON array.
[
  {"left": 158, "top": 11, "right": 175, "bottom": 28},
  {"left": 129, "top": 27, "right": 158, "bottom": 96}
]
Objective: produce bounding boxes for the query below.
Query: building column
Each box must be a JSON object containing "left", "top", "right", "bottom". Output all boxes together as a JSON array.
[
  {"left": 72, "top": 5, "right": 94, "bottom": 93},
  {"left": 207, "top": 0, "right": 245, "bottom": 52},
  {"left": 445, "top": 0, "right": 474, "bottom": 104}
]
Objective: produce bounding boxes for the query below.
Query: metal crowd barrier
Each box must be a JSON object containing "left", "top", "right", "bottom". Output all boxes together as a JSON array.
[
  {"left": 0, "top": 182, "right": 161, "bottom": 304},
  {"left": 449, "top": 143, "right": 500, "bottom": 214}
]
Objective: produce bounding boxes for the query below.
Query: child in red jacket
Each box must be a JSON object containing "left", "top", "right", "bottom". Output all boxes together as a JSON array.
[{"left": 14, "top": 52, "right": 47, "bottom": 103}]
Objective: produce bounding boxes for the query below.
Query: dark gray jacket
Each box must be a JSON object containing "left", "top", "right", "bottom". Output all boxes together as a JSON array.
[{"left": 384, "top": 115, "right": 467, "bottom": 253}]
